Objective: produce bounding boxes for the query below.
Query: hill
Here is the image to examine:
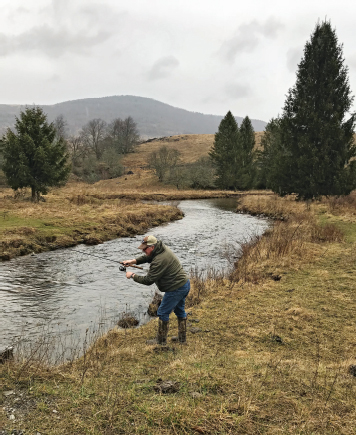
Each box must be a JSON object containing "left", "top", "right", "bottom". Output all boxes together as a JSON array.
[
  {"left": 122, "top": 132, "right": 264, "bottom": 170},
  {"left": 0, "top": 95, "right": 266, "bottom": 138}
]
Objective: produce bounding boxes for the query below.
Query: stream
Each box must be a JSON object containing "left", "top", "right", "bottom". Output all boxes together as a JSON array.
[{"left": 0, "top": 198, "right": 269, "bottom": 355}]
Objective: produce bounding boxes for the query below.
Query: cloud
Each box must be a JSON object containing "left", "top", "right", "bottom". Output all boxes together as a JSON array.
[
  {"left": 286, "top": 47, "right": 303, "bottom": 72},
  {"left": 48, "top": 74, "right": 61, "bottom": 83},
  {"left": 147, "top": 56, "right": 179, "bottom": 81},
  {"left": 0, "top": 25, "right": 112, "bottom": 57},
  {"left": 0, "top": 2, "right": 127, "bottom": 58},
  {"left": 16, "top": 6, "right": 31, "bottom": 14},
  {"left": 219, "top": 17, "right": 284, "bottom": 64},
  {"left": 225, "top": 83, "right": 251, "bottom": 99},
  {"left": 79, "top": 3, "right": 127, "bottom": 29}
]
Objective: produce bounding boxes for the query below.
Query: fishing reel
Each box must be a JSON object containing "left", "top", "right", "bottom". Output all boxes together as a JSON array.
[{"left": 119, "top": 263, "right": 143, "bottom": 272}]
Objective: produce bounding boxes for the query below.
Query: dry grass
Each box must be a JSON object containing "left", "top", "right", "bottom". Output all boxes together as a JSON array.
[
  {"left": 0, "top": 131, "right": 266, "bottom": 261},
  {"left": 236, "top": 193, "right": 309, "bottom": 219},
  {"left": 2, "top": 192, "right": 356, "bottom": 434},
  {"left": 232, "top": 195, "right": 345, "bottom": 285},
  {"left": 122, "top": 133, "right": 264, "bottom": 170},
  {"left": 320, "top": 191, "right": 356, "bottom": 222},
  {"left": 123, "top": 135, "right": 215, "bottom": 169},
  {"left": 0, "top": 180, "right": 246, "bottom": 260},
  {"left": 235, "top": 185, "right": 356, "bottom": 224},
  {"left": 0, "top": 183, "right": 184, "bottom": 260}
]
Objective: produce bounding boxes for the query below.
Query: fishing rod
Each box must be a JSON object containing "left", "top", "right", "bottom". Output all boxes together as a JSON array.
[{"left": 74, "top": 249, "right": 144, "bottom": 271}]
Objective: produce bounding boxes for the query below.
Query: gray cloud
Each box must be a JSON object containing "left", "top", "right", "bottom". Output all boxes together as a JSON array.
[
  {"left": 286, "top": 47, "right": 303, "bottom": 72},
  {"left": 225, "top": 83, "right": 251, "bottom": 99},
  {"left": 219, "top": 17, "right": 284, "bottom": 64},
  {"left": 147, "top": 56, "right": 179, "bottom": 81},
  {"left": 79, "top": 4, "right": 127, "bottom": 29},
  {"left": 48, "top": 74, "right": 61, "bottom": 83},
  {"left": 16, "top": 6, "right": 31, "bottom": 14},
  {"left": 0, "top": 25, "right": 112, "bottom": 57},
  {"left": 0, "top": 2, "right": 127, "bottom": 58}
]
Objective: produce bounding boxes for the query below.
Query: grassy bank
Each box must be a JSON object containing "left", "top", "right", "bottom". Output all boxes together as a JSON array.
[
  {"left": 121, "top": 133, "right": 264, "bottom": 170},
  {"left": 1, "top": 193, "right": 356, "bottom": 434},
  {"left": 0, "top": 179, "right": 246, "bottom": 260}
]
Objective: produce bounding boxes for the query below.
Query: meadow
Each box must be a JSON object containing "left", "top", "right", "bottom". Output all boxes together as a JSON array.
[
  {"left": 121, "top": 133, "right": 264, "bottom": 170},
  {"left": 0, "top": 172, "right": 242, "bottom": 260},
  {"left": 1, "top": 190, "right": 356, "bottom": 434}
]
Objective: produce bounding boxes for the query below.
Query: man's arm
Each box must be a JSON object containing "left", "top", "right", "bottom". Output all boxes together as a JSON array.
[
  {"left": 133, "top": 258, "right": 166, "bottom": 286},
  {"left": 135, "top": 255, "right": 152, "bottom": 265},
  {"left": 122, "top": 258, "right": 137, "bottom": 266}
]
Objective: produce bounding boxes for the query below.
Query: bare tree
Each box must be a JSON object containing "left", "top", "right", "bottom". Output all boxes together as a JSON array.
[
  {"left": 53, "top": 114, "right": 68, "bottom": 141},
  {"left": 148, "top": 146, "right": 181, "bottom": 182},
  {"left": 81, "top": 119, "right": 108, "bottom": 160},
  {"left": 168, "top": 164, "right": 186, "bottom": 189},
  {"left": 108, "top": 116, "right": 140, "bottom": 154},
  {"left": 67, "top": 135, "right": 87, "bottom": 166}
]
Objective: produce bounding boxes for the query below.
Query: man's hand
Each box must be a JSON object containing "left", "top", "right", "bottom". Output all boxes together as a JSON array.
[
  {"left": 126, "top": 271, "right": 135, "bottom": 279},
  {"left": 122, "top": 259, "right": 136, "bottom": 266}
]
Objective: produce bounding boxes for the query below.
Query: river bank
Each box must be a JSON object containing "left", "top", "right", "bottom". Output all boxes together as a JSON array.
[
  {"left": 0, "top": 198, "right": 269, "bottom": 352},
  {"left": 0, "top": 181, "right": 251, "bottom": 261},
  {"left": 1, "top": 193, "right": 356, "bottom": 434}
]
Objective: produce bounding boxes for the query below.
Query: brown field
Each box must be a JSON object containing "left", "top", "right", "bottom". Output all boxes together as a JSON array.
[
  {"left": 0, "top": 179, "right": 248, "bottom": 260},
  {"left": 2, "top": 131, "right": 356, "bottom": 433},
  {"left": 122, "top": 132, "right": 264, "bottom": 170},
  {"left": 1, "top": 192, "right": 356, "bottom": 434}
]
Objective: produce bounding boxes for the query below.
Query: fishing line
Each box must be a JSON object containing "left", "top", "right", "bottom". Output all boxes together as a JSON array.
[{"left": 74, "top": 249, "right": 144, "bottom": 270}]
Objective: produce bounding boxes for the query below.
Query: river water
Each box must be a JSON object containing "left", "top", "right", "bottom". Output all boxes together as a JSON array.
[{"left": 0, "top": 198, "right": 268, "bottom": 354}]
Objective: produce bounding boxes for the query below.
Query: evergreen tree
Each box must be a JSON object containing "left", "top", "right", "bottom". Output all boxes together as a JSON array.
[
  {"left": 209, "top": 112, "right": 256, "bottom": 190},
  {"left": 257, "top": 117, "right": 287, "bottom": 191},
  {"left": 237, "top": 116, "right": 256, "bottom": 189},
  {"left": 2, "top": 107, "right": 71, "bottom": 201},
  {"left": 209, "top": 111, "right": 239, "bottom": 189},
  {"left": 277, "top": 20, "right": 356, "bottom": 199}
]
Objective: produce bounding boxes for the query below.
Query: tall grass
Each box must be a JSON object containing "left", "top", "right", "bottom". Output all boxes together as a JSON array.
[
  {"left": 232, "top": 194, "right": 345, "bottom": 284},
  {"left": 2, "top": 192, "right": 356, "bottom": 434}
]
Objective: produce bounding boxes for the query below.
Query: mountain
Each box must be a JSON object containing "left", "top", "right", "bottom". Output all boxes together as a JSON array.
[{"left": 0, "top": 95, "right": 266, "bottom": 138}]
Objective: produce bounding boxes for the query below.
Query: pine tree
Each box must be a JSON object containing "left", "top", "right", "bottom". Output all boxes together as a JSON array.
[
  {"left": 209, "top": 111, "right": 239, "bottom": 189},
  {"left": 210, "top": 112, "right": 256, "bottom": 190},
  {"left": 257, "top": 117, "right": 288, "bottom": 191},
  {"left": 2, "top": 107, "right": 71, "bottom": 201},
  {"left": 237, "top": 116, "right": 256, "bottom": 189},
  {"left": 277, "top": 20, "right": 356, "bottom": 199}
]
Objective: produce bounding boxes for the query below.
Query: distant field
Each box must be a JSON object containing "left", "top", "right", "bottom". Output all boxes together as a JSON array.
[{"left": 122, "top": 132, "right": 264, "bottom": 170}]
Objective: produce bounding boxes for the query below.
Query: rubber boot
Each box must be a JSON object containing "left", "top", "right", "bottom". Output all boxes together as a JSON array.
[
  {"left": 178, "top": 318, "right": 187, "bottom": 343},
  {"left": 146, "top": 319, "right": 169, "bottom": 346},
  {"left": 171, "top": 318, "right": 187, "bottom": 343},
  {"left": 157, "top": 319, "right": 169, "bottom": 345}
]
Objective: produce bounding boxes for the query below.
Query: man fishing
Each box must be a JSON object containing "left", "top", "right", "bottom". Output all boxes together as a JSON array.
[{"left": 122, "top": 235, "right": 190, "bottom": 345}]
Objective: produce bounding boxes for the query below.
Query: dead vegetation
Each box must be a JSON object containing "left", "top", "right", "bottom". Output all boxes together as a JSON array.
[
  {"left": 122, "top": 133, "right": 264, "bottom": 170},
  {"left": 2, "top": 191, "right": 356, "bottom": 434},
  {"left": 0, "top": 179, "right": 247, "bottom": 260}
]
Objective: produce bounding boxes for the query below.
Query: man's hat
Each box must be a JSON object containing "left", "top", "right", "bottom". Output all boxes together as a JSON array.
[{"left": 138, "top": 235, "right": 157, "bottom": 250}]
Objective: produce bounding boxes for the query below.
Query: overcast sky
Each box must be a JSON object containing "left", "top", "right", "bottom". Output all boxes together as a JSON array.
[{"left": 1, "top": 0, "right": 356, "bottom": 122}]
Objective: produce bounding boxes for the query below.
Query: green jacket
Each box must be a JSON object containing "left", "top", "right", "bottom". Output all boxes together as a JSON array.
[{"left": 133, "top": 241, "right": 188, "bottom": 292}]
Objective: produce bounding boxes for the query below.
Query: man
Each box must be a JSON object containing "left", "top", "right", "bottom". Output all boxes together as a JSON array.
[{"left": 123, "top": 235, "right": 190, "bottom": 345}]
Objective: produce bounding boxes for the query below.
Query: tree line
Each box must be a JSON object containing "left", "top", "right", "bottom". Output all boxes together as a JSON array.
[
  {"left": 1, "top": 20, "right": 355, "bottom": 200},
  {"left": 0, "top": 110, "right": 140, "bottom": 199},
  {"left": 148, "top": 146, "right": 216, "bottom": 190},
  {"left": 59, "top": 115, "right": 140, "bottom": 182},
  {"left": 208, "top": 20, "right": 356, "bottom": 199}
]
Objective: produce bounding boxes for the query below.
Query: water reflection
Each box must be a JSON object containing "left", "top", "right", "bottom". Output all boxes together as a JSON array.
[{"left": 0, "top": 198, "right": 269, "bottom": 349}]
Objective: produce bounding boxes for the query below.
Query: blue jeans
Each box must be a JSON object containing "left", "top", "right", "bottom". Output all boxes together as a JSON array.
[{"left": 157, "top": 280, "right": 190, "bottom": 322}]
